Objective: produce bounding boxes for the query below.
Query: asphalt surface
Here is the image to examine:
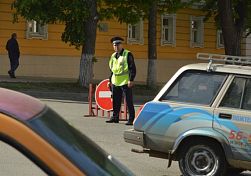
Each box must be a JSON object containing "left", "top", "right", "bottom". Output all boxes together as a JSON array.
[
  {"left": 41, "top": 99, "right": 182, "bottom": 176},
  {"left": 1, "top": 76, "right": 251, "bottom": 176},
  {"left": 0, "top": 98, "right": 181, "bottom": 176},
  {"left": 2, "top": 98, "right": 249, "bottom": 176}
]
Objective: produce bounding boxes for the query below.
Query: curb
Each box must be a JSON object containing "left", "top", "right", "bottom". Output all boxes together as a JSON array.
[
  {"left": 20, "top": 90, "right": 88, "bottom": 102},
  {"left": 19, "top": 90, "right": 154, "bottom": 104}
]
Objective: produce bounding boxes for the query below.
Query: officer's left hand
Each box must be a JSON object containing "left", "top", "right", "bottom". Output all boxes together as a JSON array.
[{"left": 128, "top": 81, "right": 134, "bottom": 88}]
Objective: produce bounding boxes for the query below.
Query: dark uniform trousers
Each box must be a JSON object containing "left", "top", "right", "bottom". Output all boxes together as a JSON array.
[
  {"left": 10, "top": 57, "right": 19, "bottom": 74},
  {"left": 112, "top": 84, "right": 135, "bottom": 121}
]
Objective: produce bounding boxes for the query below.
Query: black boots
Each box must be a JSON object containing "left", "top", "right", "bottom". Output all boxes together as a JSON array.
[
  {"left": 8, "top": 71, "right": 16, "bottom": 78},
  {"left": 106, "top": 118, "right": 119, "bottom": 123},
  {"left": 106, "top": 117, "right": 134, "bottom": 125},
  {"left": 125, "top": 120, "right": 133, "bottom": 125}
]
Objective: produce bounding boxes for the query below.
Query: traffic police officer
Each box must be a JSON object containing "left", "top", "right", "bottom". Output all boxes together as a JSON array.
[{"left": 106, "top": 36, "right": 136, "bottom": 125}]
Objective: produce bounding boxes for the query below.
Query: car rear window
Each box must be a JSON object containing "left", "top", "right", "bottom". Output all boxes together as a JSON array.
[{"left": 161, "top": 70, "right": 228, "bottom": 105}]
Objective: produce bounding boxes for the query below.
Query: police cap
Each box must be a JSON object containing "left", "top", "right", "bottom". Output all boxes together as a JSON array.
[{"left": 110, "top": 36, "right": 124, "bottom": 45}]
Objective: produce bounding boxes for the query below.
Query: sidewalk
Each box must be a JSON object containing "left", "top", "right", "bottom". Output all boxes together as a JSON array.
[
  {"left": 0, "top": 75, "right": 78, "bottom": 83},
  {"left": 0, "top": 75, "right": 155, "bottom": 104},
  {"left": 0, "top": 75, "right": 86, "bottom": 101}
]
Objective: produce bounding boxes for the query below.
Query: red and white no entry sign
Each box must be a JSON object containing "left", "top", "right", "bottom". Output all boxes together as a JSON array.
[{"left": 95, "top": 79, "right": 113, "bottom": 111}]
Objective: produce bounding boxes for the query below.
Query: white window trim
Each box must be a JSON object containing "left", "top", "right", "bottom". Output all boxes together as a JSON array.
[
  {"left": 127, "top": 19, "right": 144, "bottom": 45},
  {"left": 181, "top": 0, "right": 205, "bottom": 9},
  {"left": 190, "top": 16, "right": 204, "bottom": 48},
  {"left": 26, "top": 20, "right": 48, "bottom": 40},
  {"left": 161, "top": 14, "right": 176, "bottom": 47},
  {"left": 217, "top": 30, "right": 224, "bottom": 48}
]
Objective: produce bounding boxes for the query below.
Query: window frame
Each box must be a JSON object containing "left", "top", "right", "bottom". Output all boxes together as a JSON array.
[
  {"left": 0, "top": 137, "right": 50, "bottom": 175},
  {"left": 26, "top": 20, "right": 48, "bottom": 40},
  {"left": 217, "top": 30, "right": 224, "bottom": 48},
  {"left": 219, "top": 76, "right": 251, "bottom": 111},
  {"left": 127, "top": 19, "right": 144, "bottom": 45},
  {"left": 190, "top": 16, "right": 204, "bottom": 48},
  {"left": 161, "top": 14, "right": 176, "bottom": 46}
]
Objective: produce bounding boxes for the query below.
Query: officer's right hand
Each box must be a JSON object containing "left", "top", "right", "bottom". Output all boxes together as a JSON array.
[{"left": 128, "top": 81, "right": 134, "bottom": 88}]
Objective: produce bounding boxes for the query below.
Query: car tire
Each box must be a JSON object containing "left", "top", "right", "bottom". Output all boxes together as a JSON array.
[{"left": 178, "top": 140, "right": 227, "bottom": 176}]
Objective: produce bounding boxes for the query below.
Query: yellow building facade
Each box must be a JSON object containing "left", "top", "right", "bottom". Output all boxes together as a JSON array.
[{"left": 0, "top": 0, "right": 224, "bottom": 84}]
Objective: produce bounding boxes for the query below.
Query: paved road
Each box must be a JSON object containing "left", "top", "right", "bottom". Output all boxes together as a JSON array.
[
  {"left": 0, "top": 98, "right": 180, "bottom": 176},
  {"left": 45, "top": 99, "right": 181, "bottom": 176},
  {"left": 38, "top": 99, "right": 251, "bottom": 176},
  {"left": 1, "top": 98, "right": 251, "bottom": 176}
]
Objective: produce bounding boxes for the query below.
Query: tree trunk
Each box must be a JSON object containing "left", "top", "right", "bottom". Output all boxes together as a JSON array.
[
  {"left": 218, "top": 0, "right": 245, "bottom": 56},
  {"left": 79, "top": 0, "right": 98, "bottom": 87},
  {"left": 79, "top": 53, "right": 94, "bottom": 87},
  {"left": 146, "top": 2, "right": 157, "bottom": 88}
]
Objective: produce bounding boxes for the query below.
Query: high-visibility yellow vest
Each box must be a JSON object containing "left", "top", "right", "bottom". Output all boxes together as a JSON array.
[{"left": 109, "top": 49, "right": 130, "bottom": 86}]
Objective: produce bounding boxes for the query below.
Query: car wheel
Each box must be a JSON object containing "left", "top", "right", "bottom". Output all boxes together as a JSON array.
[{"left": 178, "top": 141, "right": 227, "bottom": 176}]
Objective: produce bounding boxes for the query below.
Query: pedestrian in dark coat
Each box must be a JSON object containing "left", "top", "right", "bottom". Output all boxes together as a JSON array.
[{"left": 6, "top": 33, "right": 20, "bottom": 78}]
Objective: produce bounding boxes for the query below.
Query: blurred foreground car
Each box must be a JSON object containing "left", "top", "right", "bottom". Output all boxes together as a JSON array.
[
  {"left": 124, "top": 53, "right": 251, "bottom": 176},
  {"left": 0, "top": 88, "right": 133, "bottom": 176}
]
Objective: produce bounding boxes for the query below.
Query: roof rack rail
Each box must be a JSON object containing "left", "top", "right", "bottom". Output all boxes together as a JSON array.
[{"left": 197, "top": 53, "right": 251, "bottom": 65}]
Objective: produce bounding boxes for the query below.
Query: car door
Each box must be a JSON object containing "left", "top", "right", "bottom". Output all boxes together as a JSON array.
[
  {"left": 0, "top": 113, "right": 84, "bottom": 176},
  {"left": 213, "top": 75, "right": 251, "bottom": 162},
  {"left": 146, "top": 70, "right": 227, "bottom": 152}
]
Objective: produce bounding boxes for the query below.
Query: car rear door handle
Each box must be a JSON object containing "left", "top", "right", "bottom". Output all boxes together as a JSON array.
[{"left": 219, "top": 113, "right": 232, "bottom": 119}]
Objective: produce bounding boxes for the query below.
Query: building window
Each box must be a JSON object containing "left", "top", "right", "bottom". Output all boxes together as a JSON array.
[
  {"left": 217, "top": 30, "right": 224, "bottom": 48},
  {"left": 127, "top": 19, "right": 144, "bottom": 44},
  {"left": 98, "top": 23, "right": 108, "bottom": 32},
  {"left": 161, "top": 14, "right": 176, "bottom": 46},
  {"left": 26, "top": 20, "right": 48, "bottom": 40},
  {"left": 190, "top": 16, "right": 204, "bottom": 48}
]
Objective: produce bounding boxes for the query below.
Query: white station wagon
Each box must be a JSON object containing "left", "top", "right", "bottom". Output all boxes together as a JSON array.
[{"left": 124, "top": 53, "right": 251, "bottom": 176}]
